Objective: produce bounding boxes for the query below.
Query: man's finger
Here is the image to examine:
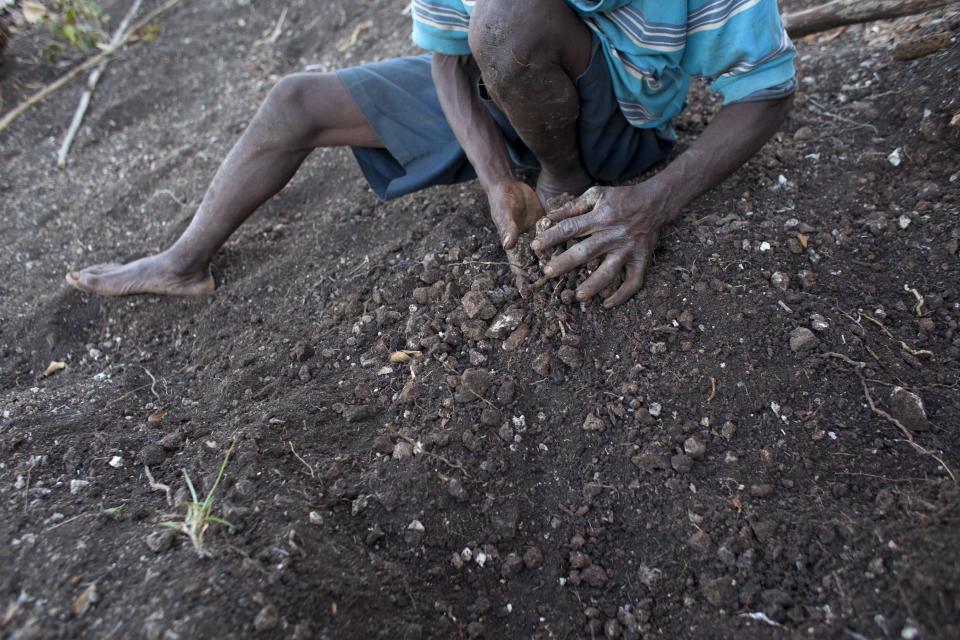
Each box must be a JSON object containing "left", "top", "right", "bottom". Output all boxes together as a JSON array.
[
  {"left": 541, "top": 233, "right": 611, "bottom": 280},
  {"left": 532, "top": 209, "right": 602, "bottom": 253},
  {"left": 603, "top": 258, "right": 648, "bottom": 308},
  {"left": 547, "top": 187, "right": 603, "bottom": 222},
  {"left": 576, "top": 253, "right": 627, "bottom": 302},
  {"left": 493, "top": 213, "right": 520, "bottom": 250}
]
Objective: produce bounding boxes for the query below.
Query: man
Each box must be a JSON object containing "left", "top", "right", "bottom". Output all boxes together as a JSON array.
[{"left": 66, "top": 0, "right": 796, "bottom": 307}]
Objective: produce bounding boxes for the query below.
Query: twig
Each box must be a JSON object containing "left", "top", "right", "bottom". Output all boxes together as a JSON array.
[
  {"left": 783, "top": 0, "right": 959, "bottom": 39},
  {"left": 142, "top": 366, "right": 160, "bottom": 400},
  {"left": 904, "top": 284, "right": 925, "bottom": 317},
  {"left": 254, "top": 7, "right": 287, "bottom": 46},
  {"left": 288, "top": 441, "right": 315, "bottom": 478},
  {"left": 820, "top": 353, "right": 956, "bottom": 482},
  {"left": 144, "top": 465, "right": 174, "bottom": 506},
  {"left": 57, "top": 0, "right": 144, "bottom": 168},
  {"left": 0, "top": 0, "right": 186, "bottom": 134},
  {"left": 387, "top": 427, "right": 472, "bottom": 479},
  {"left": 707, "top": 376, "right": 717, "bottom": 402}
]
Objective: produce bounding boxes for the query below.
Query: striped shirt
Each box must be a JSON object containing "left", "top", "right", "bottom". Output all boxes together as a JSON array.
[{"left": 411, "top": 0, "right": 797, "bottom": 130}]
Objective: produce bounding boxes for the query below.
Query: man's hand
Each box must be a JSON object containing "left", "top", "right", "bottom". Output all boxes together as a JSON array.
[
  {"left": 532, "top": 182, "right": 673, "bottom": 308},
  {"left": 532, "top": 96, "right": 794, "bottom": 307},
  {"left": 487, "top": 180, "right": 544, "bottom": 249}
]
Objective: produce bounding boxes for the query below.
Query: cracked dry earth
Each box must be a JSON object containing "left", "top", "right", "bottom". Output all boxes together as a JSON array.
[{"left": 1, "top": 0, "right": 959, "bottom": 638}]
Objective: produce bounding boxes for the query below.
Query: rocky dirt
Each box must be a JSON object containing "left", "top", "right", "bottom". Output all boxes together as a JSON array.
[{"left": 1, "top": 1, "right": 959, "bottom": 638}]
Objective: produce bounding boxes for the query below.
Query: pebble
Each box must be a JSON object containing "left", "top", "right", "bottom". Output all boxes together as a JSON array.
[
  {"left": 501, "top": 553, "right": 524, "bottom": 578},
  {"left": 888, "top": 387, "right": 929, "bottom": 431},
  {"left": 456, "top": 368, "right": 491, "bottom": 403},
  {"left": 447, "top": 478, "right": 468, "bottom": 502},
  {"left": 580, "top": 565, "right": 608, "bottom": 587},
  {"left": 501, "top": 324, "right": 529, "bottom": 352},
  {"left": 523, "top": 546, "right": 544, "bottom": 569},
  {"left": 69, "top": 479, "right": 90, "bottom": 495},
  {"left": 371, "top": 434, "right": 394, "bottom": 455},
  {"left": 688, "top": 530, "right": 712, "bottom": 555},
  {"left": 557, "top": 345, "right": 583, "bottom": 369},
  {"left": 789, "top": 327, "right": 818, "bottom": 353},
  {"left": 810, "top": 314, "right": 830, "bottom": 332},
  {"left": 486, "top": 307, "right": 523, "bottom": 338},
  {"left": 750, "top": 483, "right": 775, "bottom": 498},
  {"left": 797, "top": 270, "right": 817, "bottom": 290},
  {"left": 253, "top": 605, "right": 280, "bottom": 632},
  {"left": 345, "top": 405, "right": 377, "bottom": 423},
  {"left": 158, "top": 431, "right": 184, "bottom": 451},
  {"left": 648, "top": 402, "right": 662, "bottom": 417},
  {"left": 683, "top": 437, "right": 707, "bottom": 459},
  {"left": 146, "top": 529, "right": 175, "bottom": 553},
  {"left": 289, "top": 342, "right": 314, "bottom": 363},
  {"left": 582, "top": 414, "right": 605, "bottom": 432},
  {"left": 140, "top": 444, "right": 166, "bottom": 467},
  {"left": 392, "top": 441, "right": 414, "bottom": 460},
  {"left": 649, "top": 342, "right": 667, "bottom": 355},
  {"left": 531, "top": 353, "right": 552, "bottom": 377},
  {"left": 671, "top": 454, "right": 693, "bottom": 473},
  {"left": 700, "top": 577, "right": 737, "bottom": 609},
  {"left": 720, "top": 422, "right": 737, "bottom": 440},
  {"left": 770, "top": 272, "right": 790, "bottom": 291},
  {"left": 461, "top": 291, "right": 497, "bottom": 320}
]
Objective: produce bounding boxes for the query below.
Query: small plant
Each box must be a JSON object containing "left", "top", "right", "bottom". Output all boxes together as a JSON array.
[
  {"left": 161, "top": 441, "right": 236, "bottom": 558},
  {"left": 102, "top": 504, "right": 125, "bottom": 520},
  {"left": 44, "top": 0, "right": 108, "bottom": 55}
]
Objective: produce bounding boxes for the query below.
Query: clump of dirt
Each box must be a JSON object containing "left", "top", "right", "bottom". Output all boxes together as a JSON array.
[{"left": 1, "top": 1, "right": 959, "bottom": 638}]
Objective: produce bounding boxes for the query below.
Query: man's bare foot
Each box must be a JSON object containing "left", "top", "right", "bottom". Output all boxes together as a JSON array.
[
  {"left": 535, "top": 169, "right": 593, "bottom": 209},
  {"left": 65, "top": 254, "right": 215, "bottom": 297}
]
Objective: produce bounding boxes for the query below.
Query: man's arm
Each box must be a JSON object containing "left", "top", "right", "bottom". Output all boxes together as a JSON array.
[
  {"left": 533, "top": 95, "right": 794, "bottom": 307},
  {"left": 431, "top": 53, "right": 543, "bottom": 249}
]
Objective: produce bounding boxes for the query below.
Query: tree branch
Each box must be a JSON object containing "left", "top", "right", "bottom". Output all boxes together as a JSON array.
[{"left": 784, "top": 0, "right": 958, "bottom": 39}]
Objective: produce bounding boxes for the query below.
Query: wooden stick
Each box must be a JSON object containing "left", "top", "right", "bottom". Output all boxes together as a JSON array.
[
  {"left": 784, "top": 0, "right": 959, "bottom": 39},
  {"left": 57, "top": 0, "right": 144, "bottom": 168},
  {"left": 0, "top": 0, "right": 184, "bottom": 134}
]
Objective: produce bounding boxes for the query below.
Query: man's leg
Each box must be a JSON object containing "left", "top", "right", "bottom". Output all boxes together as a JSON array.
[
  {"left": 468, "top": 0, "right": 594, "bottom": 204},
  {"left": 66, "top": 73, "right": 383, "bottom": 296}
]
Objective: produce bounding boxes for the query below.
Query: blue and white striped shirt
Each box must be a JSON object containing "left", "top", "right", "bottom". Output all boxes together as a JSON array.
[{"left": 412, "top": 0, "right": 797, "bottom": 130}]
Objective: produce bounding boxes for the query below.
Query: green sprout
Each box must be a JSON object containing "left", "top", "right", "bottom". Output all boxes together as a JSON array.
[
  {"left": 161, "top": 441, "right": 235, "bottom": 558},
  {"left": 102, "top": 504, "right": 125, "bottom": 519}
]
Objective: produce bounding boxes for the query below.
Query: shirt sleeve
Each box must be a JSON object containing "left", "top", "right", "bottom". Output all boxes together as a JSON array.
[
  {"left": 682, "top": 0, "right": 797, "bottom": 104},
  {"left": 411, "top": 0, "right": 472, "bottom": 56}
]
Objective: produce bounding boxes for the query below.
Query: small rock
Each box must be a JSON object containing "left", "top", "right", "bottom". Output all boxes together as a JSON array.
[
  {"left": 140, "top": 444, "right": 166, "bottom": 467},
  {"left": 810, "top": 314, "right": 830, "bottom": 332},
  {"left": 392, "top": 441, "right": 414, "bottom": 460},
  {"left": 770, "top": 272, "right": 790, "bottom": 291},
  {"left": 146, "top": 529, "right": 175, "bottom": 553},
  {"left": 632, "top": 442, "right": 671, "bottom": 472},
  {"left": 447, "top": 478, "right": 468, "bottom": 502},
  {"left": 158, "top": 431, "right": 184, "bottom": 451},
  {"left": 648, "top": 402, "right": 662, "bottom": 417},
  {"left": 789, "top": 327, "right": 818, "bottom": 353},
  {"left": 456, "top": 368, "right": 491, "bottom": 403},
  {"left": 461, "top": 291, "right": 497, "bottom": 320},
  {"left": 700, "top": 577, "right": 737, "bottom": 609},
  {"left": 650, "top": 342, "right": 668, "bottom": 355},
  {"left": 750, "top": 483, "right": 774, "bottom": 498},
  {"left": 309, "top": 511, "right": 323, "bottom": 525},
  {"left": 580, "top": 565, "right": 608, "bottom": 587},
  {"left": 253, "top": 605, "right": 280, "bottom": 632},
  {"left": 888, "top": 387, "right": 929, "bottom": 432},
  {"left": 557, "top": 345, "right": 583, "bottom": 369},
  {"left": 524, "top": 546, "right": 544, "bottom": 569},
  {"left": 501, "top": 553, "right": 525, "bottom": 578},
  {"left": 683, "top": 437, "right": 707, "bottom": 459},
  {"left": 671, "top": 454, "right": 693, "bottom": 473},
  {"left": 405, "top": 519, "right": 425, "bottom": 545},
  {"left": 531, "top": 353, "right": 552, "bottom": 377},
  {"left": 720, "top": 422, "right": 737, "bottom": 440},
  {"left": 486, "top": 307, "right": 524, "bottom": 338},
  {"left": 345, "top": 405, "right": 378, "bottom": 423},
  {"left": 69, "top": 479, "right": 91, "bottom": 495},
  {"left": 898, "top": 215, "right": 912, "bottom": 230},
  {"left": 372, "top": 434, "right": 394, "bottom": 455},
  {"left": 582, "top": 414, "right": 605, "bottom": 432},
  {"left": 688, "top": 530, "right": 712, "bottom": 555},
  {"left": 290, "top": 342, "right": 314, "bottom": 363},
  {"left": 398, "top": 379, "right": 418, "bottom": 404},
  {"left": 501, "top": 324, "right": 529, "bottom": 352},
  {"left": 797, "top": 270, "right": 817, "bottom": 290}
]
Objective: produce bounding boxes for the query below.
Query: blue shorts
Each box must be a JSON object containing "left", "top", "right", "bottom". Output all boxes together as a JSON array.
[{"left": 336, "top": 36, "right": 674, "bottom": 201}]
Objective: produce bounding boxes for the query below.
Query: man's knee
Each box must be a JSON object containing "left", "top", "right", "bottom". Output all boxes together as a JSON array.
[
  {"left": 468, "top": 0, "right": 588, "bottom": 97},
  {"left": 260, "top": 72, "right": 334, "bottom": 138}
]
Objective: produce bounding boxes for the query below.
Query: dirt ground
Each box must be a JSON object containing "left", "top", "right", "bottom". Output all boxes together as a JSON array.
[{"left": 1, "top": 1, "right": 959, "bottom": 638}]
